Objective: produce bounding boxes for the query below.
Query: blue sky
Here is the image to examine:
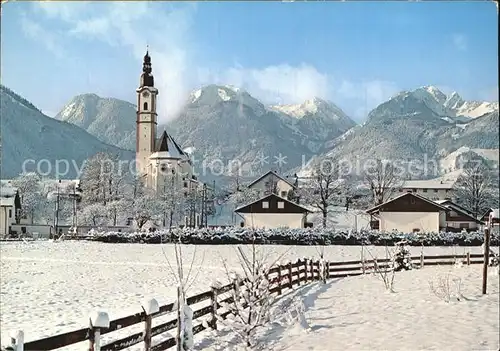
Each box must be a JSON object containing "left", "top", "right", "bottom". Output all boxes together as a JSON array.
[{"left": 1, "top": 1, "right": 498, "bottom": 121}]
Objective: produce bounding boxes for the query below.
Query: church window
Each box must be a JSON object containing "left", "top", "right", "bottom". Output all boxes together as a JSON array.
[{"left": 143, "top": 102, "right": 148, "bottom": 110}]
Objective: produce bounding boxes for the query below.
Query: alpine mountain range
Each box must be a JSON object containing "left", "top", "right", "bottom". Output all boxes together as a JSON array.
[{"left": 1, "top": 84, "right": 498, "bottom": 180}]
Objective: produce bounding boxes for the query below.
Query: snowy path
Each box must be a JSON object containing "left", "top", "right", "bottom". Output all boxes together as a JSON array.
[{"left": 200, "top": 265, "right": 499, "bottom": 350}]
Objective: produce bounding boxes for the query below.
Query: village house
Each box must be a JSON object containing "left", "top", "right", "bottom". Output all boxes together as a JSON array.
[
  {"left": 398, "top": 179, "right": 456, "bottom": 201},
  {"left": 366, "top": 192, "right": 449, "bottom": 233},
  {"left": 247, "top": 170, "right": 297, "bottom": 199},
  {"left": 0, "top": 182, "right": 21, "bottom": 237},
  {"left": 435, "top": 199, "right": 484, "bottom": 232},
  {"left": 234, "top": 193, "right": 311, "bottom": 229}
]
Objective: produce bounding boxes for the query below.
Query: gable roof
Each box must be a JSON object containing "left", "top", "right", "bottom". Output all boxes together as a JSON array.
[
  {"left": 234, "top": 193, "right": 310, "bottom": 213},
  {"left": 438, "top": 200, "right": 484, "bottom": 224},
  {"left": 401, "top": 179, "right": 456, "bottom": 190},
  {"left": 151, "top": 130, "right": 189, "bottom": 160},
  {"left": 435, "top": 199, "right": 475, "bottom": 217},
  {"left": 366, "top": 192, "right": 449, "bottom": 214},
  {"left": 247, "top": 170, "right": 296, "bottom": 189}
]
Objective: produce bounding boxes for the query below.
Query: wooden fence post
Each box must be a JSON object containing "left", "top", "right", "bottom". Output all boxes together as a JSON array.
[
  {"left": 317, "top": 260, "right": 323, "bottom": 282},
  {"left": 89, "top": 311, "right": 110, "bottom": 351},
  {"left": 361, "top": 247, "right": 365, "bottom": 274},
  {"left": 310, "top": 259, "right": 314, "bottom": 280},
  {"left": 303, "top": 259, "right": 307, "bottom": 282},
  {"left": 10, "top": 330, "right": 24, "bottom": 351},
  {"left": 210, "top": 285, "right": 218, "bottom": 330},
  {"left": 466, "top": 252, "right": 471, "bottom": 265},
  {"left": 482, "top": 227, "right": 491, "bottom": 295},
  {"left": 297, "top": 260, "right": 302, "bottom": 285},
  {"left": 277, "top": 264, "right": 282, "bottom": 295},
  {"left": 420, "top": 252, "right": 424, "bottom": 268},
  {"left": 326, "top": 261, "right": 330, "bottom": 280},
  {"left": 288, "top": 261, "right": 293, "bottom": 288},
  {"left": 176, "top": 286, "right": 183, "bottom": 351},
  {"left": 142, "top": 298, "right": 159, "bottom": 351},
  {"left": 373, "top": 259, "right": 378, "bottom": 273}
]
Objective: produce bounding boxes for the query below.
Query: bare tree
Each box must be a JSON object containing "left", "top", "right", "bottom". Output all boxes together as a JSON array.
[
  {"left": 11, "top": 172, "right": 42, "bottom": 224},
  {"left": 218, "top": 238, "right": 288, "bottom": 348},
  {"left": 363, "top": 159, "right": 404, "bottom": 206},
  {"left": 300, "top": 157, "right": 345, "bottom": 228},
  {"left": 454, "top": 164, "right": 495, "bottom": 218},
  {"left": 124, "top": 175, "right": 162, "bottom": 230},
  {"left": 80, "top": 152, "right": 126, "bottom": 207}
]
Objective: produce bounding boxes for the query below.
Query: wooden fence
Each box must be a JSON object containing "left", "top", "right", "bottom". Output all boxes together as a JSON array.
[{"left": 8, "top": 252, "right": 486, "bottom": 351}]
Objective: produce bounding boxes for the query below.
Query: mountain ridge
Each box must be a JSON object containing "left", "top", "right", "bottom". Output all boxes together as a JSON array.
[{"left": 0, "top": 86, "right": 134, "bottom": 179}]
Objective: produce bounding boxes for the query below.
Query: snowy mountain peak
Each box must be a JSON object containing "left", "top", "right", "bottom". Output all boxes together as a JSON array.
[
  {"left": 444, "top": 91, "right": 465, "bottom": 110},
  {"left": 270, "top": 97, "right": 347, "bottom": 120},
  {"left": 189, "top": 85, "right": 248, "bottom": 104},
  {"left": 187, "top": 84, "right": 266, "bottom": 116},
  {"left": 414, "top": 86, "right": 447, "bottom": 104}
]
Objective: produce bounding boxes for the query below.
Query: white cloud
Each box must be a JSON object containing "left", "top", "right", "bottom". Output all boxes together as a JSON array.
[
  {"left": 22, "top": 2, "right": 398, "bottom": 121},
  {"left": 452, "top": 34, "right": 467, "bottom": 51},
  {"left": 220, "top": 64, "right": 331, "bottom": 104}
]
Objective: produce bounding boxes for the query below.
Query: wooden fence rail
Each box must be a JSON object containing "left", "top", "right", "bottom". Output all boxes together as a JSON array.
[{"left": 8, "top": 253, "right": 486, "bottom": 351}]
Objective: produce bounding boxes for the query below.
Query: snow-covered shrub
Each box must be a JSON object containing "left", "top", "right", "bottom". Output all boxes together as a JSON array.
[
  {"left": 217, "top": 243, "right": 282, "bottom": 348},
  {"left": 392, "top": 241, "right": 413, "bottom": 271},
  {"left": 488, "top": 250, "right": 499, "bottom": 267},
  {"left": 365, "top": 245, "right": 396, "bottom": 292},
  {"left": 87, "top": 228, "right": 499, "bottom": 247},
  {"left": 428, "top": 273, "right": 463, "bottom": 303}
]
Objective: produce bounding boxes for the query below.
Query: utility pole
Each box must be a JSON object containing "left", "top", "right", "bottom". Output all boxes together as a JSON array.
[
  {"left": 72, "top": 182, "right": 77, "bottom": 235},
  {"left": 169, "top": 171, "right": 175, "bottom": 232},
  {"left": 200, "top": 184, "right": 205, "bottom": 229},
  {"left": 482, "top": 213, "right": 492, "bottom": 294},
  {"left": 163, "top": 179, "right": 167, "bottom": 228},
  {"left": 55, "top": 180, "right": 61, "bottom": 238}
]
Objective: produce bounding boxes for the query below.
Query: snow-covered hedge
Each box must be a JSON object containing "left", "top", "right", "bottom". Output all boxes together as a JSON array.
[{"left": 86, "top": 228, "right": 499, "bottom": 246}]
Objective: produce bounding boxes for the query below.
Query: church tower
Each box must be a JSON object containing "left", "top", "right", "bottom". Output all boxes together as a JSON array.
[{"left": 136, "top": 50, "right": 158, "bottom": 177}]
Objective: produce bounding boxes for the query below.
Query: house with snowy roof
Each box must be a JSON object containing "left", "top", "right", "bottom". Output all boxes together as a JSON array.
[
  {"left": 0, "top": 182, "right": 21, "bottom": 236},
  {"left": 434, "top": 199, "right": 484, "bottom": 232},
  {"left": 247, "top": 170, "right": 297, "bottom": 199},
  {"left": 398, "top": 178, "right": 456, "bottom": 201},
  {"left": 234, "top": 193, "right": 311, "bottom": 229},
  {"left": 366, "top": 192, "right": 449, "bottom": 233}
]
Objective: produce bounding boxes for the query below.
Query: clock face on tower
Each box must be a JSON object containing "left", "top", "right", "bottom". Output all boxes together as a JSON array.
[{"left": 142, "top": 91, "right": 150, "bottom": 98}]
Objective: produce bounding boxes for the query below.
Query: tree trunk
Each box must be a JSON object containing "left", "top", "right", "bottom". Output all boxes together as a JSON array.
[{"left": 322, "top": 210, "right": 327, "bottom": 228}]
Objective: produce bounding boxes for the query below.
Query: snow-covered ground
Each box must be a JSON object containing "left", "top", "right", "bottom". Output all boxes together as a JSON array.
[
  {"left": 201, "top": 265, "right": 499, "bottom": 350},
  {"left": 0, "top": 241, "right": 495, "bottom": 350}
]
